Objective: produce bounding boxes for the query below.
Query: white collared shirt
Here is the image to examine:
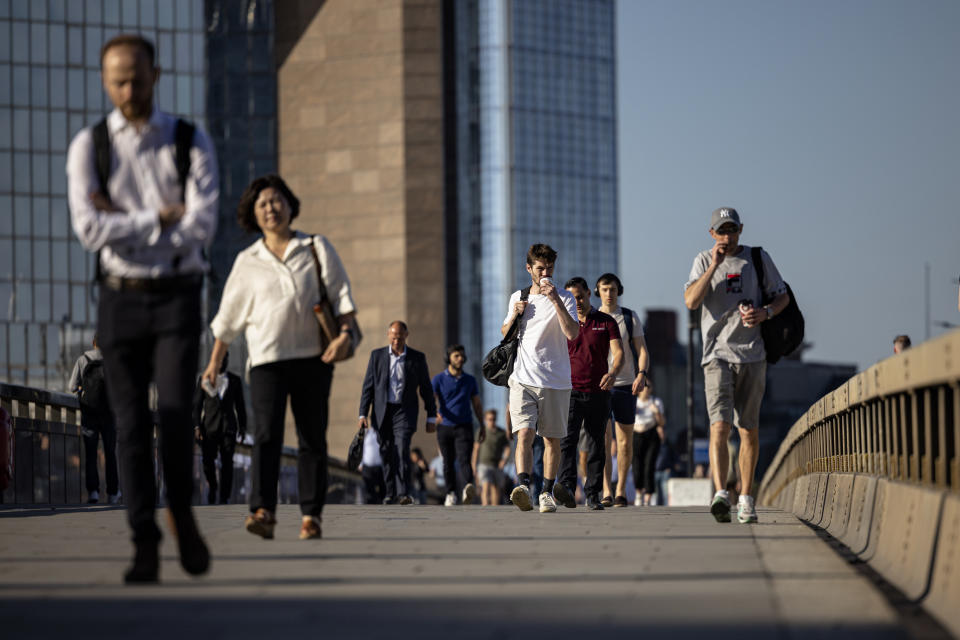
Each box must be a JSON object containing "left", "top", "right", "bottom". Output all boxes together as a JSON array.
[
  {"left": 66, "top": 108, "right": 219, "bottom": 278},
  {"left": 389, "top": 347, "right": 406, "bottom": 403},
  {"left": 210, "top": 232, "right": 356, "bottom": 369}
]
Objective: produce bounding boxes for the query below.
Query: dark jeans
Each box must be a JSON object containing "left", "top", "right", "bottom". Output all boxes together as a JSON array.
[
  {"left": 98, "top": 282, "right": 201, "bottom": 543},
  {"left": 375, "top": 403, "right": 414, "bottom": 499},
  {"left": 362, "top": 465, "right": 386, "bottom": 504},
  {"left": 559, "top": 390, "right": 610, "bottom": 498},
  {"left": 633, "top": 429, "right": 661, "bottom": 495},
  {"left": 249, "top": 355, "right": 333, "bottom": 517},
  {"left": 201, "top": 433, "right": 237, "bottom": 504},
  {"left": 437, "top": 423, "right": 474, "bottom": 495},
  {"left": 655, "top": 469, "right": 671, "bottom": 505},
  {"left": 83, "top": 416, "right": 118, "bottom": 496}
]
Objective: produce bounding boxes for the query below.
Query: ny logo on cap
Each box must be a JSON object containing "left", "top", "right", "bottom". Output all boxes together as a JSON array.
[{"left": 719, "top": 209, "right": 732, "bottom": 218}]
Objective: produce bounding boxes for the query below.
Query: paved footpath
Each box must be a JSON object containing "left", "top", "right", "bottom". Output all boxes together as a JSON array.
[{"left": 0, "top": 504, "right": 913, "bottom": 639}]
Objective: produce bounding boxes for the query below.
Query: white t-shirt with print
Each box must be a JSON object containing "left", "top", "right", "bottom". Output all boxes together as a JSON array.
[
  {"left": 503, "top": 288, "right": 578, "bottom": 390},
  {"left": 635, "top": 396, "right": 665, "bottom": 434}
]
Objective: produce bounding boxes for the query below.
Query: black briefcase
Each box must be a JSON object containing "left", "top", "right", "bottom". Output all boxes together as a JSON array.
[{"left": 346, "top": 427, "right": 365, "bottom": 470}]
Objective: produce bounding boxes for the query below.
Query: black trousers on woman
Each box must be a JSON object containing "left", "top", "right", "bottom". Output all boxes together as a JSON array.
[
  {"left": 632, "top": 429, "right": 661, "bottom": 495},
  {"left": 249, "top": 355, "right": 333, "bottom": 517}
]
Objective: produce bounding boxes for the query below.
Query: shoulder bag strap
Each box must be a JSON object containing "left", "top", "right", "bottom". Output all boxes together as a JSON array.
[
  {"left": 173, "top": 119, "right": 195, "bottom": 203},
  {"left": 91, "top": 118, "right": 110, "bottom": 285},
  {"left": 309, "top": 236, "right": 330, "bottom": 303},
  {"left": 751, "top": 246, "right": 766, "bottom": 301}
]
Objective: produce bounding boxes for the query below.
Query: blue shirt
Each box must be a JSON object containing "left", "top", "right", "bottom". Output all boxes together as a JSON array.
[{"left": 432, "top": 369, "right": 479, "bottom": 426}]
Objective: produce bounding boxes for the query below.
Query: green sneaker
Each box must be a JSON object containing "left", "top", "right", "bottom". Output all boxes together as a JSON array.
[
  {"left": 737, "top": 496, "right": 758, "bottom": 524},
  {"left": 710, "top": 493, "right": 731, "bottom": 523}
]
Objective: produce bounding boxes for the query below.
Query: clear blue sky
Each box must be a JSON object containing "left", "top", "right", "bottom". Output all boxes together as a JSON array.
[{"left": 616, "top": 0, "right": 960, "bottom": 370}]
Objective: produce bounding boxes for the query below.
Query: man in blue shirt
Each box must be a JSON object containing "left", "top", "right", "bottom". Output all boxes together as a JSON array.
[{"left": 432, "top": 345, "right": 486, "bottom": 505}]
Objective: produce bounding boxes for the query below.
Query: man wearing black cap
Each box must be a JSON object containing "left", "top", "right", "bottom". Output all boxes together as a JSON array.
[{"left": 684, "top": 207, "right": 790, "bottom": 524}]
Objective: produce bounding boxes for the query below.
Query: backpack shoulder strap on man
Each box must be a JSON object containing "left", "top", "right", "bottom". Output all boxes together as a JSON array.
[
  {"left": 174, "top": 118, "right": 195, "bottom": 202},
  {"left": 751, "top": 246, "right": 767, "bottom": 301},
  {"left": 520, "top": 286, "right": 530, "bottom": 302},
  {"left": 92, "top": 118, "right": 111, "bottom": 195},
  {"left": 621, "top": 307, "right": 640, "bottom": 376}
]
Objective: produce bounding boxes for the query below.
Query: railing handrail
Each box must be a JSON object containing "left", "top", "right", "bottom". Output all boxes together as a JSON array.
[
  {"left": 759, "top": 327, "right": 960, "bottom": 502},
  {"left": 0, "top": 382, "right": 79, "bottom": 411}
]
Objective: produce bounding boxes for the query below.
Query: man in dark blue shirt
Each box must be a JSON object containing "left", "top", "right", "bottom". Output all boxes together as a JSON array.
[{"left": 432, "top": 345, "right": 486, "bottom": 505}]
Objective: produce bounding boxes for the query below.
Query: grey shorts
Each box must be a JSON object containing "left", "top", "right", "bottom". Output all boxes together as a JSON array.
[
  {"left": 477, "top": 463, "right": 500, "bottom": 485},
  {"left": 703, "top": 359, "right": 767, "bottom": 430},
  {"left": 508, "top": 379, "right": 570, "bottom": 439}
]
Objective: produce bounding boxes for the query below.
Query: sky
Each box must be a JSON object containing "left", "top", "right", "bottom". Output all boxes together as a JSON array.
[{"left": 615, "top": 0, "right": 960, "bottom": 370}]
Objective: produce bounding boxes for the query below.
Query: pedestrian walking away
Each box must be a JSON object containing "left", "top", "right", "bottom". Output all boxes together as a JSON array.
[
  {"left": 472, "top": 409, "right": 511, "bottom": 506},
  {"left": 192, "top": 352, "right": 246, "bottom": 505},
  {"left": 67, "top": 34, "right": 218, "bottom": 584},
  {"left": 501, "top": 244, "right": 579, "bottom": 513},
  {"left": 204, "top": 174, "right": 359, "bottom": 542},
  {"left": 556, "top": 277, "right": 623, "bottom": 510},
  {"left": 358, "top": 321, "right": 438, "bottom": 505},
  {"left": 684, "top": 207, "right": 790, "bottom": 524},
  {"left": 433, "top": 345, "right": 486, "bottom": 506},
  {"left": 68, "top": 335, "right": 120, "bottom": 505},
  {"left": 595, "top": 273, "right": 650, "bottom": 508},
  {"left": 632, "top": 378, "right": 665, "bottom": 506}
]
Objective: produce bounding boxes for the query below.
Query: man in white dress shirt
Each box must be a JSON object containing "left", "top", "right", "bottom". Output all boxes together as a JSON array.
[{"left": 67, "top": 34, "right": 219, "bottom": 584}]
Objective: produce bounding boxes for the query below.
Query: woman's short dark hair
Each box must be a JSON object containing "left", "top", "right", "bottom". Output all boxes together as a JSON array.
[{"left": 236, "top": 174, "right": 300, "bottom": 233}]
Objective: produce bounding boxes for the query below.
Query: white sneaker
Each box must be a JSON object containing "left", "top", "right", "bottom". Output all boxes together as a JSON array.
[
  {"left": 737, "top": 495, "right": 758, "bottom": 524},
  {"left": 462, "top": 483, "right": 477, "bottom": 505},
  {"left": 87, "top": 490, "right": 99, "bottom": 504},
  {"left": 444, "top": 491, "right": 457, "bottom": 507},
  {"left": 539, "top": 492, "right": 557, "bottom": 513},
  {"left": 634, "top": 495, "right": 642, "bottom": 506},
  {"left": 107, "top": 493, "right": 121, "bottom": 505},
  {"left": 510, "top": 485, "right": 533, "bottom": 511}
]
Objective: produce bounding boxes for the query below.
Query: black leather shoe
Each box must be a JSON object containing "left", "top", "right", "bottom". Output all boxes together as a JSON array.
[
  {"left": 167, "top": 509, "right": 210, "bottom": 577},
  {"left": 124, "top": 542, "right": 159, "bottom": 584},
  {"left": 552, "top": 483, "right": 576, "bottom": 509},
  {"left": 586, "top": 495, "right": 605, "bottom": 511}
]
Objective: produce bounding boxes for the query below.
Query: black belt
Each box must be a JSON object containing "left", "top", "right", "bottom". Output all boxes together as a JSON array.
[{"left": 101, "top": 273, "right": 203, "bottom": 293}]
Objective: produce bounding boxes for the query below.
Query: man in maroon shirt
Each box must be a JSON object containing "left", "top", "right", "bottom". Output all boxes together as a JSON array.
[{"left": 556, "top": 277, "right": 624, "bottom": 509}]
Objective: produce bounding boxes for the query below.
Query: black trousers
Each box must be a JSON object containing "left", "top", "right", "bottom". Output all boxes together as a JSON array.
[
  {"left": 362, "top": 465, "right": 386, "bottom": 504},
  {"left": 558, "top": 390, "right": 610, "bottom": 498},
  {"left": 375, "top": 403, "right": 413, "bottom": 499},
  {"left": 249, "top": 355, "right": 333, "bottom": 517},
  {"left": 201, "top": 433, "right": 237, "bottom": 504},
  {"left": 437, "top": 423, "right": 474, "bottom": 495},
  {"left": 98, "top": 282, "right": 201, "bottom": 543},
  {"left": 633, "top": 429, "right": 661, "bottom": 495},
  {"left": 83, "top": 416, "right": 118, "bottom": 496}
]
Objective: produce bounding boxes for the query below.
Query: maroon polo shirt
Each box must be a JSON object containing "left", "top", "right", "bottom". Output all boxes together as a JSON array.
[{"left": 567, "top": 308, "right": 620, "bottom": 392}]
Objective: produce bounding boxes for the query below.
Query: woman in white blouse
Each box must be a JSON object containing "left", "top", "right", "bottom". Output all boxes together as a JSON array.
[{"left": 202, "top": 174, "right": 357, "bottom": 541}]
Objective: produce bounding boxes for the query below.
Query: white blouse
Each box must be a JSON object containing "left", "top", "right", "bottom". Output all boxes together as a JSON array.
[{"left": 210, "top": 232, "right": 356, "bottom": 368}]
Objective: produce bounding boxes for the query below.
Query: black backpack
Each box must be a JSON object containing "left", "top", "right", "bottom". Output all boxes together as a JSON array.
[
  {"left": 752, "top": 246, "right": 804, "bottom": 364},
  {"left": 79, "top": 357, "right": 108, "bottom": 414},
  {"left": 482, "top": 287, "right": 531, "bottom": 387}
]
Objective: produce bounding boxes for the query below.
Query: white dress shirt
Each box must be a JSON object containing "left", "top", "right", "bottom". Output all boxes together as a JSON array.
[
  {"left": 66, "top": 108, "right": 219, "bottom": 278},
  {"left": 389, "top": 347, "right": 406, "bottom": 403},
  {"left": 210, "top": 232, "right": 356, "bottom": 369}
]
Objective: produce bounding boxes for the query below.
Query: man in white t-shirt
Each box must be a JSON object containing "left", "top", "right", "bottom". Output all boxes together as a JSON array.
[{"left": 502, "top": 244, "right": 579, "bottom": 513}]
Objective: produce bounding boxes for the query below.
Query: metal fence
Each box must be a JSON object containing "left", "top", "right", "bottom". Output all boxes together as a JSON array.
[{"left": 0, "top": 382, "right": 363, "bottom": 506}]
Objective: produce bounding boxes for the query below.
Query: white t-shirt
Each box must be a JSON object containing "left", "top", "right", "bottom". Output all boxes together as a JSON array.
[
  {"left": 503, "top": 288, "right": 578, "bottom": 390},
  {"left": 605, "top": 307, "right": 644, "bottom": 387},
  {"left": 635, "top": 396, "right": 664, "bottom": 434}
]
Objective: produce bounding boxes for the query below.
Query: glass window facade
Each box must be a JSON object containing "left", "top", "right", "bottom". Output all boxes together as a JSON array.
[
  {"left": 0, "top": 0, "right": 206, "bottom": 388},
  {"left": 451, "top": 0, "right": 618, "bottom": 403}
]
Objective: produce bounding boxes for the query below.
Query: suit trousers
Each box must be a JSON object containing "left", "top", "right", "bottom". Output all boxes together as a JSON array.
[
  {"left": 436, "top": 423, "right": 474, "bottom": 495},
  {"left": 376, "top": 403, "right": 413, "bottom": 499},
  {"left": 98, "top": 282, "right": 201, "bottom": 543},
  {"left": 558, "top": 390, "right": 610, "bottom": 498},
  {"left": 83, "top": 416, "right": 118, "bottom": 496},
  {"left": 249, "top": 355, "right": 333, "bottom": 517},
  {"left": 361, "top": 465, "right": 386, "bottom": 504},
  {"left": 201, "top": 433, "right": 237, "bottom": 504}
]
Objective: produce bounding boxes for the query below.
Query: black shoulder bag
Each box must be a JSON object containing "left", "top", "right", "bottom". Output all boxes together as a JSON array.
[
  {"left": 481, "top": 287, "right": 531, "bottom": 387},
  {"left": 752, "top": 246, "right": 804, "bottom": 364}
]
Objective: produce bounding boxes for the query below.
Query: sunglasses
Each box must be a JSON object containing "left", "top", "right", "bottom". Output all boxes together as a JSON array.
[{"left": 715, "top": 225, "right": 740, "bottom": 235}]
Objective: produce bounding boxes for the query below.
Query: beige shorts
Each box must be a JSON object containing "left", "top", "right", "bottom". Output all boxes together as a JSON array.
[
  {"left": 703, "top": 359, "right": 766, "bottom": 430},
  {"left": 508, "top": 378, "right": 570, "bottom": 439}
]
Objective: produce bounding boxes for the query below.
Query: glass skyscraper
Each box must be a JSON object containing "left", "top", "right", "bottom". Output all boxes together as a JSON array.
[{"left": 447, "top": 0, "right": 618, "bottom": 401}]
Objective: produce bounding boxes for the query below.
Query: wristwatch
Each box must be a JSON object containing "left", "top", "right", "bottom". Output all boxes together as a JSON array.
[{"left": 763, "top": 305, "right": 774, "bottom": 320}]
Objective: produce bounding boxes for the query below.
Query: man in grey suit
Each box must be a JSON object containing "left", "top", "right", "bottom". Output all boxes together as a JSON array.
[{"left": 359, "top": 321, "right": 438, "bottom": 504}]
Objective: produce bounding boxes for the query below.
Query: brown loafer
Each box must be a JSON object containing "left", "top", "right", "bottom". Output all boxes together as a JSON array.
[
  {"left": 299, "top": 516, "right": 322, "bottom": 540},
  {"left": 245, "top": 508, "right": 276, "bottom": 540},
  {"left": 600, "top": 495, "right": 613, "bottom": 508},
  {"left": 613, "top": 495, "right": 628, "bottom": 508}
]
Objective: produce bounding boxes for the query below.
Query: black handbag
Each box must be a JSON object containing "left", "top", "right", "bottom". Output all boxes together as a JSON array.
[
  {"left": 752, "top": 246, "right": 804, "bottom": 364},
  {"left": 481, "top": 287, "right": 530, "bottom": 387},
  {"left": 346, "top": 427, "right": 365, "bottom": 470}
]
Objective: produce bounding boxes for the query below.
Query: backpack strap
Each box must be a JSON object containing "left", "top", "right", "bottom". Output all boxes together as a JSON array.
[
  {"left": 520, "top": 286, "right": 530, "bottom": 302},
  {"left": 173, "top": 118, "right": 195, "bottom": 202},
  {"left": 91, "top": 119, "right": 110, "bottom": 285},
  {"left": 621, "top": 307, "right": 640, "bottom": 377},
  {"left": 751, "top": 246, "right": 766, "bottom": 302}
]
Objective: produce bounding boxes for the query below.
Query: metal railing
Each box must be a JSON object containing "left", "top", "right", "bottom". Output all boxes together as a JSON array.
[
  {"left": 1, "top": 382, "right": 363, "bottom": 506},
  {"left": 758, "top": 328, "right": 959, "bottom": 504}
]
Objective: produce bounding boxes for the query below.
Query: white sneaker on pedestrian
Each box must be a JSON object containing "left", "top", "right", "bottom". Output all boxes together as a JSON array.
[
  {"left": 634, "top": 495, "right": 642, "bottom": 506},
  {"left": 510, "top": 485, "right": 533, "bottom": 511},
  {"left": 462, "top": 483, "right": 477, "bottom": 505},
  {"left": 87, "top": 490, "right": 99, "bottom": 504},
  {"left": 737, "top": 495, "right": 758, "bottom": 524},
  {"left": 538, "top": 492, "right": 557, "bottom": 513},
  {"left": 444, "top": 491, "right": 457, "bottom": 507},
  {"left": 107, "top": 493, "right": 121, "bottom": 505}
]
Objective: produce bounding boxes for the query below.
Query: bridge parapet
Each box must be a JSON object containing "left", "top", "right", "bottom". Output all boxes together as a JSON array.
[{"left": 758, "top": 328, "right": 960, "bottom": 636}]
